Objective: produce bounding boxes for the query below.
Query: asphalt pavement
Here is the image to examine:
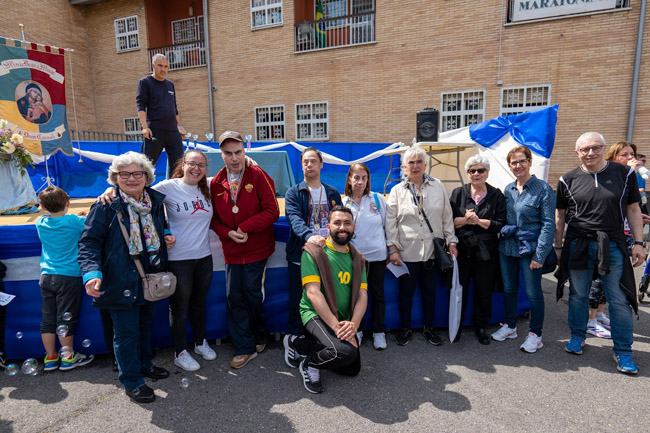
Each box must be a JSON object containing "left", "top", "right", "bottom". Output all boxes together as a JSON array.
[{"left": 2, "top": 274, "right": 650, "bottom": 433}]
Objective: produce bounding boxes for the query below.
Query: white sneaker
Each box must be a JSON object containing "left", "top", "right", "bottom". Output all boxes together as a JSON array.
[
  {"left": 596, "top": 313, "right": 611, "bottom": 330},
  {"left": 356, "top": 331, "right": 363, "bottom": 345},
  {"left": 373, "top": 332, "right": 387, "bottom": 350},
  {"left": 520, "top": 332, "right": 543, "bottom": 353},
  {"left": 587, "top": 319, "right": 611, "bottom": 339},
  {"left": 174, "top": 349, "right": 200, "bottom": 371},
  {"left": 491, "top": 324, "right": 518, "bottom": 342},
  {"left": 194, "top": 339, "right": 217, "bottom": 360}
]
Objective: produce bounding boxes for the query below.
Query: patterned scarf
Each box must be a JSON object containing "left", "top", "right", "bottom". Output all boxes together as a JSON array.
[{"left": 119, "top": 190, "right": 161, "bottom": 266}]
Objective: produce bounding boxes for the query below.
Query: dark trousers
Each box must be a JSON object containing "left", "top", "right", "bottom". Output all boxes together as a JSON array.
[
  {"left": 457, "top": 254, "right": 496, "bottom": 329},
  {"left": 39, "top": 274, "right": 82, "bottom": 335},
  {"left": 100, "top": 308, "right": 114, "bottom": 359},
  {"left": 399, "top": 261, "right": 438, "bottom": 329},
  {"left": 367, "top": 261, "right": 386, "bottom": 333},
  {"left": 287, "top": 262, "right": 304, "bottom": 335},
  {"left": 110, "top": 301, "right": 156, "bottom": 390},
  {"left": 225, "top": 259, "right": 268, "bottom": 355},
  {"left": 294, "top": 316, "right": 361, "bottom": 375},
  {"left": 141, "top": 128, "right": 183, "bottom": 175},
  {"left": 168, "top": 255, "right": 213, "bottom": 354}
]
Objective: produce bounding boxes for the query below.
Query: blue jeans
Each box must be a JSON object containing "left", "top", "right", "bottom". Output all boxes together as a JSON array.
[
  {"left": 110, "top": 301, "right": 156, "bottom": 390},
  {"left": 568, "top": 240, "right": 634, "bottom": 354},
  {"left": 500, "top": 253, "right": 544, "bottom": 336}
]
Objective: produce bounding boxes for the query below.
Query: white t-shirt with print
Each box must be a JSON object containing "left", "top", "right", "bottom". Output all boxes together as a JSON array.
[
  {"left": 153, "top": 178, "right": 213, "bottom": 261},
  {"left": 308, "top": 185, "right": 330, "bottom": 238}
]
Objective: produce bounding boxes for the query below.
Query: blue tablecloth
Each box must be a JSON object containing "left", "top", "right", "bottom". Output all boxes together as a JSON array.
[{"left": 0, "top": 217, "right": 531, "bottom": 359}]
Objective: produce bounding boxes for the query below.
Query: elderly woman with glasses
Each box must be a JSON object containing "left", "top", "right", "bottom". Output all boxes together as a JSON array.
[
  {"left": 385, "top": 146, "right": 458, "bottom": 347},
  {"left": 80, "top": 151, "right": 175, "bottom": 403},
  {"left": 449, "top": 155, "right": 507, "bottom": 345},
  {"left": 491, "top": 146, "right": 555, "bottom": 354},
  {"left": 98, "top": 149, "right": 217, "bottom": 372}
]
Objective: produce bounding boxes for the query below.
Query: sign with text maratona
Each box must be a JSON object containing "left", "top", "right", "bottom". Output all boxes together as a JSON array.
[{"left": 511, "top": 0, "right": 617, "bottom": 22}]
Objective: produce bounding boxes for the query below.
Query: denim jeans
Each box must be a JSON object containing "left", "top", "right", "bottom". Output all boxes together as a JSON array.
[
  {"left": 168, "top": 255, "right": 213, "bottom": 354},
  {"left": 568, "top": 240, "right": 634, "bottom": 354},
  {"left": 110, "top": 301, "right": 156, "bottom": 390},
  {"left": 225, "top": 259, "right": 267, "bottom": 355},
  {"left": 500, "top": 253, "right": 544, "bottom": 336}
]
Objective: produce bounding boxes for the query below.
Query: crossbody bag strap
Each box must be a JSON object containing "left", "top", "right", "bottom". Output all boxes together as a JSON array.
[
  {"left": 116, "top": 211, "right": 147, "bottom": 279},
  {"left": 407, "top": 184, "right": 434, "bottom": 233}
]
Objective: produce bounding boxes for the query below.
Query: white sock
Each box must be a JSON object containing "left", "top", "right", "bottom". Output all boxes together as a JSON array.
[{"left": 588, "top": 318, "right": 598, "bottom": 326}]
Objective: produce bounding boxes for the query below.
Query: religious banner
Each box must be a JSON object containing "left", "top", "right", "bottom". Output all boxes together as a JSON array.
[
  {"left": 0, "top": 37, "right": 72, "bottom": 156},
  {"left": 511, "top": 0, "right": 617, "bottom": 23}
]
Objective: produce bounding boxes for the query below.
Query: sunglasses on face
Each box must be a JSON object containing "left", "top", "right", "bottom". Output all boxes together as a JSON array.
[{"left": 468, "top": 168, "right": 487, "bottom": 174}]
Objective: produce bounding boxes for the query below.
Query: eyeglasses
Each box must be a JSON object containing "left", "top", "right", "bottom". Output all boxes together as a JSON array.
[
  {"left": 118, "top": 171, "right": 145, "bottom": 180},
  {"left": 577, "top": 145, "right": 605, "bottom": 155},
  {"left": 184, "top": 161, "right": 207, "bottom": 169},
  {"left": 468, "top": 168, "right": 487, "bottom": 174},
  {"left": 509, "top": 159, "right": 530, "bottom": 167},
  {"left": 407, "top": 159, "right": 425, "bottom": 166}
]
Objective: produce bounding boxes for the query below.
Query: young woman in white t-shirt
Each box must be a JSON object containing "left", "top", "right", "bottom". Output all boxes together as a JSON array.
[{"left": 158, "top": 150, "right": 217, "bottom": 371}]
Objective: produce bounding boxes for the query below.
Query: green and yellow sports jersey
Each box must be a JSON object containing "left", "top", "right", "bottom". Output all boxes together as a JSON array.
[{"left": 299, "top": 239, "right": 367, "bottom": 325}]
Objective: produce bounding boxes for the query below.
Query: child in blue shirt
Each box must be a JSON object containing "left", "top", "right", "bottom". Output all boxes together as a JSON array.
[{"left": 36, "top": 186, "right": 94, "bottom": 371}]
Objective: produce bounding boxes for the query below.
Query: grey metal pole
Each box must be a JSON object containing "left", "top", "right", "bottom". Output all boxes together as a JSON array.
[
  {"left": 627, "top": 0, "right": 646, "bottom": 142},
  {"left": 203, "top": 0, "right": 215, "bottom": 137}
]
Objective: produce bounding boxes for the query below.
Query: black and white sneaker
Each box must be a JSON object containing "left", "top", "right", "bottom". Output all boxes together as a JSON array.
[
  {"left": 299, "top": 359, "right": 323, "bottom": 394},
  {"left": 0, "top": 352, "right": 6, "bottom": 369},
  {"left": 283, "top": 334, "right": 305, "bottom": 368}
]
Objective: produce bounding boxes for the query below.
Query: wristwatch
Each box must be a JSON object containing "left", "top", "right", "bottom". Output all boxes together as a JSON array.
[{"left": 634, "top": 241, "right": 645, "bottom": 247}]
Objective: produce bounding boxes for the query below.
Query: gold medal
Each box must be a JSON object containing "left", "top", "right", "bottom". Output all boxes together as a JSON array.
[{"left": 232, "top": 205, "right": 239, "bottom": 214}]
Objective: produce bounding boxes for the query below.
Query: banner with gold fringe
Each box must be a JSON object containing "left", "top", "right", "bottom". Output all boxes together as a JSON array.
[{"left": 0, "top": 37, "right": 72, "bottom": 156}]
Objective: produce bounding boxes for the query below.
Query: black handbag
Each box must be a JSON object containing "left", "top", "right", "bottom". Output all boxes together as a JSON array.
[{"left": 407, "top": 184, "right": 453, "bottom": 272}]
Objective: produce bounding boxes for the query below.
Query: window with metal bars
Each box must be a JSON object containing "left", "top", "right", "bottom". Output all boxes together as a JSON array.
[
  {"left": 255, "top": 105, "right": 286, "bottom": 141},
  {"left": 500, "top": 85, "right": 551, "bottom": 115},
  {"left": 114, "top": 16, "right": 140, "bottom": 53},
  {"left": 441, "top": 90, "right": 485, "bottom": 132},
  {"left": 251, "top": 0, "right": 283, "bottom": 29},
  {"left": 295, "top": 102, "right": 329, "bottom": 140}
]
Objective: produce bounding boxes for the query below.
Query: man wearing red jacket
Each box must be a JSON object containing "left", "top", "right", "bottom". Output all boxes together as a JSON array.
[{"left": 210, "top": 131, "right": 280, "bottom": 369}]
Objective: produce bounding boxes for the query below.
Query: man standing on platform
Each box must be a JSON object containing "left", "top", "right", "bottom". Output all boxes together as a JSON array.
[
  {"left": 137, "top": 53, "right": 187, "bottom": 173},
  {"left": 555, "top": 132, "right": 644, "bottom": 375},
  {"left": 284, "top": 206, "right": 368, "bottom": 394},
  {"left": 210, "top": 131, "right": 279, "bottom": 369},
  {"left": 284, "top": 147, "right": 342, "bottom": 336}
]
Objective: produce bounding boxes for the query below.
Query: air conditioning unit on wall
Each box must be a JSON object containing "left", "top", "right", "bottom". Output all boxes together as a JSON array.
[{"left": 165, "top": 49, "right": 186, "bottom": 68}]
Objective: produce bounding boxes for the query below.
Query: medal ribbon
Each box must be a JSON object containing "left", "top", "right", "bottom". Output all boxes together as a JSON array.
[{"left": 227, "top": 164, "right": 245, "bottom": 210}]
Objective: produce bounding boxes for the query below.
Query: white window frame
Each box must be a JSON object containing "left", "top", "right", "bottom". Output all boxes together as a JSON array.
[
  {"left": 500, "top": 85, "right": 551, "bottom": 115},
  {"left": 320, "top": 0, "right": 348, "bottom": 30},
  {"left": 123, "top": 117, "right": 142, "bottom": 135},
  {"left": 114, "top": 15, "right": 140, "bottom": 53},
  {"left": 295, "top": 101, "right": 329, "bottom": 141},
  {"left": 251, "top": 0, "right": 283, "bottom": 30},
  {"left": 254, "top": 105, "right": 286, "bottom": 141},
  {"left": 440, "top": 89, "right": 486, "bottom": 132},
  {"left": 171, "top": 17, "right": 198, "bottom": 44}
]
